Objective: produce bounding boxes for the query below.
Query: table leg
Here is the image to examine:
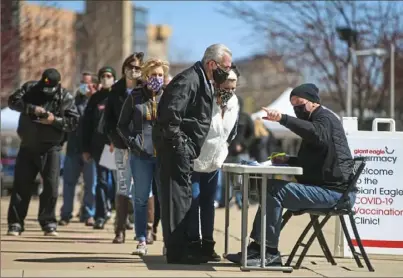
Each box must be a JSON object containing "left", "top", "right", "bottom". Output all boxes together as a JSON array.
[
  {"left": 260, "top": 174, "right": 267, "bottom": 267},
  {"left": 241, "top": 173, "right": 250, "bottom": 270},
  {"left": 224, "top": 171, "right": 230, "bottom": 257}
]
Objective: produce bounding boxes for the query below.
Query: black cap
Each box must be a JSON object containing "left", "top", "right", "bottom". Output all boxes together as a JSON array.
[
  {"left": 290, "top": 83, "right": 320, "bottom": 104},
  {"left": 40, "top": 68, "right": 61, "bottom": 87},
  {"left": 98, "top": 66, "right": 116, "bottom": 80}
]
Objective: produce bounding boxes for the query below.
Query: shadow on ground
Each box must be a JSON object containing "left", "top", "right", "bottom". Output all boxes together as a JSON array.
[
  {"left": 141, "top": 255, "right": 243, "bottom": 271},
  {"left": 14, "top": 256, "right": 140, "bottom": 264}
]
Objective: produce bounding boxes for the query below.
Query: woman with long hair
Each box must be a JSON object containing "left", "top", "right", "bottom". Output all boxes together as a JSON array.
[{"left": 117, "top": 58, "right": 169, "bottom": 255}]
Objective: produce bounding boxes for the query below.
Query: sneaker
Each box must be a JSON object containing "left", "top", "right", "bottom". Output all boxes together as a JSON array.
[
  {"left": 58, "top": 219, "right": 69, "bottom": 226},
  {"left": 7, "top": 225, "right": 22, "bottom": 236},
  {"left": 43, "top": 226, "right": 58, "bottom": 236},
  {"left": 132, "top": 241, "right": 148, "bottom": 256},
  {"left": 225, "top": 241, "right": 261, "bottom": 265}
]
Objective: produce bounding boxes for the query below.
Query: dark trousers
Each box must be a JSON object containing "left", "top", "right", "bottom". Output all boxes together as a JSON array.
[
  {"left": 8, "top": 147, "right": 60, "bottom": 230},
  {"left": 92, "top": 151, "right": 111, "bottom": 220},
  {"left": 188, "top": 170, "right": 219, "bottom": 241},
  {"left": 157, "top": 143, "right": 193, "bottom": 260},
  {"left": 152, "top": 178, "right": 160, "bottom": 230}
]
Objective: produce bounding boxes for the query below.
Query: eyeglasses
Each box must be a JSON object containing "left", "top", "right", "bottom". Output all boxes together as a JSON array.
[
  {"left": 214, "top": 60, "right": 232, "bottom": 73},
  {"left": 126, "top": 64, "right": 141, "bottom": 71}
]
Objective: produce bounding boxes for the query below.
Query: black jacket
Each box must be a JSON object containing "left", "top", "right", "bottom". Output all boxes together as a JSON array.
[
  {"left": 117, "top": 87, "right": 160, "bottom": 158},
  {"left": 153, "top": 61, "right": 214, "bottom": 157},
  {"left": 104, "top": 79, "right": 131, "bottom": 149},
  {"left": 82, "top": 88, "right": 111, "bottom": 157},
  {"left": 66, "top": 93, "right": 89, "bottom": 155},
  {"left": 228, "top": 97, "right": 255, "bottom": 156},
  {"left": 8, "top": 81, "right": 79, "bottom": 151},
  {"left": 280, "top": 106, "right": 354, "bottom": 191}
]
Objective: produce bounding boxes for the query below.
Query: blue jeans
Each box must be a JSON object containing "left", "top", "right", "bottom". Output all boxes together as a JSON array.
[
  {"left": 130, "top": 154, "right": 156, "bottom": 242},
  {"left": 60, "top": 153, "right": 96, "bottom": 220},
  {"left": 250, "top": 179, "right": 356, "bottom": 248},
  {"left": 188, "top": 170, "right": 219, "bottom": 241},
  {"left": 214, "top": 169, "right": 223, "bottom": 204}
]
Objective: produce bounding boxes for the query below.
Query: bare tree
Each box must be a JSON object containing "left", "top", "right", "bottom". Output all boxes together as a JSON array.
[
  {"left": 1, "top": 0, "right": 76, "bottom": 101},
  {"left": 219, "top": 1, "right": 403, "bottom": 122}
]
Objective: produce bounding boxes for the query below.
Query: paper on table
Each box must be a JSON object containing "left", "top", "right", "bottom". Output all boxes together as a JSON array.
[
  {"left": 261, "top": 160, "right": 273, "bottom": 166},
  {"left": 99, "top": 144, "right": 117, "bottom": 170}
]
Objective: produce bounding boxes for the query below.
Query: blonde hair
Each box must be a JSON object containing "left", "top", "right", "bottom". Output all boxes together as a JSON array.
[
  {"left": 254, "top": 119, "right": 269, "bottom": 138},
  {"left": 141, "top": 58, "right": 169, "bottom": 80},
  {"left": 227, "top": 69, "right": 238, "bottom": 82}
]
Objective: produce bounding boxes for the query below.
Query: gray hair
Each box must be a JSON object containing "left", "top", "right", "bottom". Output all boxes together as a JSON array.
[{"left": 201, "top": 44, "right": 232, "bottom": 65}]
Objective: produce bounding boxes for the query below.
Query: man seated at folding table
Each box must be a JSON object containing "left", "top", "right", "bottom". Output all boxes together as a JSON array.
[{"left": 226, "top": 83, "right": 356, "bottom": 267}]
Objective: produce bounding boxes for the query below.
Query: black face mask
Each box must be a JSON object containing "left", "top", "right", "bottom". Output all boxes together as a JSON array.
[
  {"left": 212, "top": 67, "right": 229, "bottom": 85},
  {"left": 293, "top": 104, "right": 311, "bottom": 120}
]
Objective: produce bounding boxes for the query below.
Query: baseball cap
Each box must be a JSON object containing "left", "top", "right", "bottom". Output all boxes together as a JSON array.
[{"left": 40, "top": 68, "right": 61, "bottom": 94}]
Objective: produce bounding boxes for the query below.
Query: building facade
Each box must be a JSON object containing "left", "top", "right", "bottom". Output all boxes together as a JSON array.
[
  {"left": 1, "top": 0, "right": 20, "bottom": 102},
  {"left": 81, "top": 0, "right": 132, "bottom": 80},
  {"left": 132, "top": 5, "right": 148, "bottom": 56},
  {"left": 147, "top": 24, "right": 171, "bottom": 61},
  {"left": 18, "top": 2, "right": 77, "bottom": 90}
]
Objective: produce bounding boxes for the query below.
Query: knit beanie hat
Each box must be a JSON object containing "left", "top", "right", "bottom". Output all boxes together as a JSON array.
[
  {"left": 290, "top": 83, "right": 321, "bottom": 104},
  {"left": 98, "top": 66, "right": 116, "bottom": 80}
]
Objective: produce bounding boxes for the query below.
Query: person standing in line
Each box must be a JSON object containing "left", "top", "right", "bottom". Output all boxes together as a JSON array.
[
  {"left": 153, "top": 44, "right": 233, "bottom": 264},
  {"left": 117, "top": 58, "right": 169, "bottom": 255},
  {"left": 188, "top": 67, "right": 240, "bottom": 262},
  {"left": 104, "top": 52, "right": 145, "bottom": 242},
  {"left": 150, "top": 73, "right": 172, "bottom": 243},
  {"left": 82, "top": 66, "right": 118, "bottom": 230},
  {"left": 59, "top": 72, "right": 97, "bottom": 226},
  {"left": 7, "top": 68, "right": 79, "bottom": 236}
]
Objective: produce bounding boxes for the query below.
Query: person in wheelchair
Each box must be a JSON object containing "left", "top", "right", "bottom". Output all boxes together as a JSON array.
[{"left": 226, "top": 83, "right": 356, "bottom": 267}]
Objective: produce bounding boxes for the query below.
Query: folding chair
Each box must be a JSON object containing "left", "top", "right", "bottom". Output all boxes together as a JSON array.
[{"left": 280, "top": 157, "right": 375, "bottom": 272}]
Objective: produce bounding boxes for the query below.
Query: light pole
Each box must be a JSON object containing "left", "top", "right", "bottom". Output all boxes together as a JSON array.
[{"left": 346, "top": 46, "right": 394, "bottom": 118}]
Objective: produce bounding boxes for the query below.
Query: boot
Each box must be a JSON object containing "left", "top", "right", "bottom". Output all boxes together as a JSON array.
[
  {"left": 146, "top": 196, "right": 155, "bottom": 244},
  {"left": 113, "top": 195, "right": 128, "bottom": 244},
  {"left": 201, "top": 239, "right": 221, "bottom": 262}
]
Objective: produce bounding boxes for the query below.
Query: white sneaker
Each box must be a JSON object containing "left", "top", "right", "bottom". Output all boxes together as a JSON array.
[{"left": 132, "top": 242, "right": 147, "bottom": 256}]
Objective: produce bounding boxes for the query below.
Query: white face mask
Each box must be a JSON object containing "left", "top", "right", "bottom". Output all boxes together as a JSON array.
[
  {"left": 125, "top": 68, "right": 141, "bottom": 80},
  {"left": 101, "top": 77, "right": 114, "bottom": 89}
]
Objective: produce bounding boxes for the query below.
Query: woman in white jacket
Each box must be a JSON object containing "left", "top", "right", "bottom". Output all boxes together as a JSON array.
[{"left": 188, "top": 67, "right": 240, "bottom": 262}]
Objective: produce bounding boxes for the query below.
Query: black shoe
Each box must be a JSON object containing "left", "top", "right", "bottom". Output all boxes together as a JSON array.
[
  {"left": 93, "top": 218, "right": 105, "bottom": 229},
  {"left": 166, "top": 243, "right": 202, "bottom": 265},
  {"left": 7, "top": 224, "right": 22, "bottom": 236},
  {"left": 58, "top": 218, "right": 70, "bottom": 226},
  {"left": 226, "top": 242, "right": 282, "bottom": 267},
  {"left": 201, "top": 239, "right": 221, "bottom": 262},
  {"left": 43, "top": 226, "right": 58, "bottom": 236}
]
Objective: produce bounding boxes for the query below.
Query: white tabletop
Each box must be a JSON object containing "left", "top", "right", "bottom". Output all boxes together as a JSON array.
[{"left": 222, "top": 163, "right": 303, "bottom": 175}]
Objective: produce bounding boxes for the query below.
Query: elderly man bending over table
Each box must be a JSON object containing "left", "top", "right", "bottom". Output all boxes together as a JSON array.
[{"left": 226, "top": 83, "right": 356, "bottom": 267}]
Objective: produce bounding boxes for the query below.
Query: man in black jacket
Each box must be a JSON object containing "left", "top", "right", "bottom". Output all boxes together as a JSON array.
[
  {"left": 6, "top": 68, "right": 79, "bottom": 236},
  {"left": 153, "top": 44, "right": 233, "bottom": 264},
  {"left": 59, "top": 72, "right": 97, "bottom": 227},
  {"left": 226, "top": 83, "right": 355, "bottom": 267}
]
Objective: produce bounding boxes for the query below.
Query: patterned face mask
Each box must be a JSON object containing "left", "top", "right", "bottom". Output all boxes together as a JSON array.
[
  {"left": 216, "top": 88, "right": 235, "bottom": 107},
  {"left": 147, "top": 76, "right": 164, "bottom": 92}
]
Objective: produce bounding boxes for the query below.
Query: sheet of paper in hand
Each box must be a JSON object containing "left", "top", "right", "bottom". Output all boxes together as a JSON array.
[{"left": 99, "top": 144, "right": 117, "bottom": 170}]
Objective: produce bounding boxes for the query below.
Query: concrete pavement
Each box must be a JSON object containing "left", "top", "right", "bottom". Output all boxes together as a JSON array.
[{"left": 1, "top": 196, "right": 403, "bottom": 277}]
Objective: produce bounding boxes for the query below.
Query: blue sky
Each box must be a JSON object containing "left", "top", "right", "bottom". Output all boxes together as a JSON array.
[{"left": 30, "top": 1, "right": 264, "bottom": 62}]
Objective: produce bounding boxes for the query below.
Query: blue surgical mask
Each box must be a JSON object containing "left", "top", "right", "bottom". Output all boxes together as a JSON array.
[{"left": 78, "top": 83, "right": 88, "bottom": 95}]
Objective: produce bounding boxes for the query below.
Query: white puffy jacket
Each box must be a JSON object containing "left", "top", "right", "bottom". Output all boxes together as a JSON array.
[{"left": 193, "top": 95, "right": 239, "bottom": 173}]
